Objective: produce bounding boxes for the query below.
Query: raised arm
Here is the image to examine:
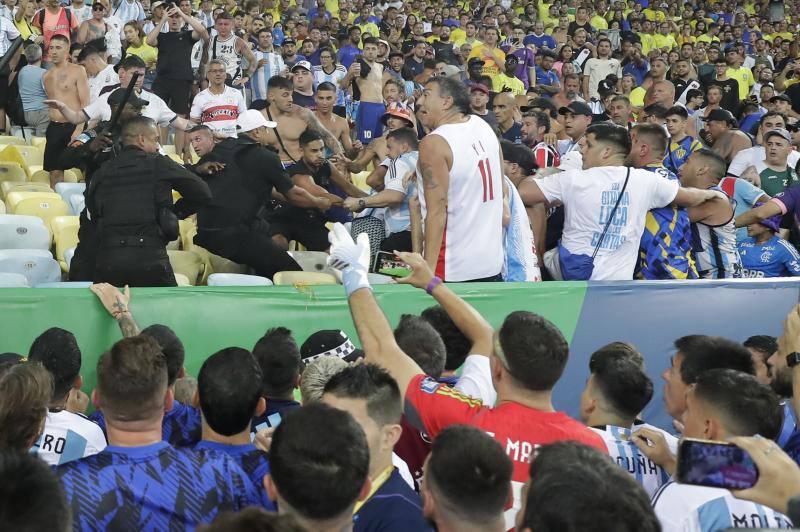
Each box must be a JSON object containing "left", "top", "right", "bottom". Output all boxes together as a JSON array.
[
  {"left": 735, "top": 200, "right": 783, "bottom": 228},
  {"left": 90, "top": 284, "right": 141, "bottom": 337},
  {"left": 418, "top": 134, "right": 450, "bottom": 272},
  {"left": 43, "top": 99, "right": 88, "bottom": 125},
  {"left": 672, "top": 186, "right": 728, "bottom": 208},
  {"left": 180, "top": 9, "right": 209, "bottom": 42},
  {"left": 146, "top": 14, "right": 168, "bottom": 46},
  {"left": 303, "top": 108, "right": 344, "bottom": 155}
]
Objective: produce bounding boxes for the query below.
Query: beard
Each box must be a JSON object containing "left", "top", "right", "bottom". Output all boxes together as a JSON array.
[{"left": 771, "top": 365, "right": 794, "bottom": 397}]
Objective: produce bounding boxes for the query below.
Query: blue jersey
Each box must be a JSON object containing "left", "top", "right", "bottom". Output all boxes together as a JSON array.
[
  {"left": 194, "top": 441, "right": 275, "bottom": 510},
  {"left": 664, "top": 135, "right": 703, "bottom": 174},
  {"left": 90, "top": 400, "right": 202, "bottom": 447},
  {"left": 739, "top": 235, "right": 800, "bottom": 278},
  {"left": 250, "top": 398, "right": 300, "bottom": 437},
  {"left": 57, "top": 442, "right": 261, "bottom": 531},
  {"left": 353, "top": 468, "right": 432, "bottom": 532}
]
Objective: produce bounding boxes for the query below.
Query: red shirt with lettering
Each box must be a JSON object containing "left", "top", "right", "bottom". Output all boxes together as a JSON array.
[
  {"left": 404, "top": 374, "right": 607, "bottom": 530},
  {"left": 33, "top": 8, "right": 78, "bottom": 61}
]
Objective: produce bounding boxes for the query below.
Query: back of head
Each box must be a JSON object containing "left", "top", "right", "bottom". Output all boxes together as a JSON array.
[
  {"left": 270, "top": 403, "right": 369, "bottom": 521},
  {"left": 427, "top": 425, "right": 512, "bottom": 526},
  {"left": 592, "top": 359, "right": 653, "bottom": 420},
  {"left": 743, "top": 335, "right": 778, "bottom": 358},
  {"left": 118, "top": 54, "right": 146, "bottom": 70},
  {"left": 693, "top": 368, "right": 782, "bottom": 439},
  {"left": 96, "top": 336, "right": 169, "bottom": 424},
  {"left": 589, "top": 341, "right": 644, "bottom": 371},
  {"left": 421, "top": 306, "right": 470, "bottom": 371},
  {"left": 24, "top": 43, "right": 42, "bottom": 63},
  {"left": 427, "top": 76, "right": 471, "bottom": 115},
  {"left": 676, "top": 335, "right": 755, "bottom": 385},
  {"left": 519, "top": 441, "right": 659, "bottom": 532},
  {"left": 0, "top": 363, "right": 52, "bottom": 451},
  {"left": 0, "top": 451, "right": 71, "bottom": 531},
  {"left": 198, "top": 348, "right": 263, "bottom": 436},
  {"left": 141, "top": 324, "right": 185, "bottom": 386},
  {"left": 394, "top": 315, "right": 446, "bottom": 379},
  {"left": 268, "top": 75, "right": 293, "bottom": 92},
  {"left": 498, "top": 311, "right": 568, "bottom": 391},
  {"left": 692, "top": 148, "right": 728, "bottom": 181},
  {"left": 299, "top": 356, "right": 348, "bottom": 404},
  {"left": 386, "top": 127, "right": 419, "bottom": 149},
  {"left": 299, "top": 129, "right": 323, "bottom": 146},
  {"left": 28, "top": 327, "right": 81, "bottom": 401},
  {"left": 586, "top": 123, "right": 631, "bottom": 156},
  {"left": 252, "top": 327, "right": 301, "bottom": 398},
  {"left": 632, "top": 122, "right": 668, "bottom": 155},
  {"left": 322, "top": 364, "right": 401, "bottom": 427},
  {"left": 121, "top": 116, "right": 157, "bottom": 146},
  {"left": 203, "top": 508, "right": 304, "bottom": 532}
]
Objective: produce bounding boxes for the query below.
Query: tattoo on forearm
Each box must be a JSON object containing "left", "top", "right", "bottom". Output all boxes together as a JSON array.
[
  {"left": 118, "top": 314, "right": 141, "bottom": 338},
  {"left": 420, "top": 162, "right": 438, "bottom": 190}
]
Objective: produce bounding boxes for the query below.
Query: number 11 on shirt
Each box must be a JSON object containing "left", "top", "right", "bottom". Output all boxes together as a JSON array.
[{"left": 478, "top": 158, "right": 495, "bottom": 202}]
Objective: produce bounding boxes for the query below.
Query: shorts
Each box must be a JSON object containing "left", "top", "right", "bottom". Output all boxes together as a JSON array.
[
  {"left": 268, "top": 209, "right": 330, "bottom": 251},
  {"left": 44, "top": 121, "right": 77, "bottom": 171},
  {"left": 0, "top": 73, "right": 8, "bottom": 109},
  {"left": 356, "top": 101, "right": 386, "bottom": 145},
  {"left": 151, "top": 77, "right": 192, "bottom": 115}
]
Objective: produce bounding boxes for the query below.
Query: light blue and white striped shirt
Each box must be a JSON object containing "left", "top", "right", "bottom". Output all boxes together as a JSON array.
[
  {"left": 312, "top": 64, "right": 347, "bottom": 107},
  {"left": 251, "top": 49, "right": 285, "bottom": 102}
]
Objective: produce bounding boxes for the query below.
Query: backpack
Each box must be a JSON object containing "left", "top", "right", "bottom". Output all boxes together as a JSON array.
[
  {"left": 35, "top": 7, "right": 72, "bottom": 30},
  {"left": 6, "top": 57, "right": 29, "bottom": 128}
]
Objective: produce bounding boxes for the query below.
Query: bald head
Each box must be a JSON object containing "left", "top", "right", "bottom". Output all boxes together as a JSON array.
[
  {"left": 647, "top": 80, "right": 676, "bottom": 107},
  {"left": 492, "top": 92, "right": 518, "bottom": 124},
  {"left": 121, "top": 116, "right": 159, "bottom": 153}
]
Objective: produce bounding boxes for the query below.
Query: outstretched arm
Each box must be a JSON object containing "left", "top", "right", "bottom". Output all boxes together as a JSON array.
[
  {"left": 90, "top": 284, "right": 140, "bottom": 337},
  {"left": 736, "top": 201, "right": 783, "bottom": 228}
]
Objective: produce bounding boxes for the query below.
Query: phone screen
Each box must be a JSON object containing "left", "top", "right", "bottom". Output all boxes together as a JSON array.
[
  {"left": 676, "top": 438, "right": 759, "bottom": 490},
  {"left": 373, "top": 251, "right": 411, "bottom": 278}
]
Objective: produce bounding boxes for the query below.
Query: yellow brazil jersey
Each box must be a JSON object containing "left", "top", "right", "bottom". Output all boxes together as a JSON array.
[
  {"left": 325, "top": 0, "right": 338, "bottom": 17},
  {"left": 643, "top": 8, "right": 666, "bottom": 22},
  {"left": 468, "top": 44, "right": 505, "bottom": 80},
  {"left": 450, "top": 28, "right": 466, "bottom": 46},
  {"left": 630, "top": 86, "right": 646, "bottom": 107},
  {"left": 726, "top": 66, "right": 754, "bottom": 101},
  {"left": 591, "top": 14, "right": 608, "bottom": 30},
  {"left": 637, "top": 32, "right": 655, "bottom": 55},
  {"left": 358, "top": 22, "right": 379, "bottom": 38},
  {"left": 493, "top": 73, "right": 525, "bottom": 95},
  {"left": 652, "top": 33, "right": 677, "bottom": 51}
]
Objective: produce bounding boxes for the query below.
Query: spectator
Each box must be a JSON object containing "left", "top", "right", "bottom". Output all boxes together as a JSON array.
[
  {"left": 57, "top": 336, "right": 261, "bottom": 529},
  {"left": 421, "top": 425, "right": 513, "bottom": 532},
  {"left": 0, "top": 452, "right": 72, "bottom": 531},
  {"left": 32, "top": 0, "right": 78, "bottom": 64},
  {"left": 556, "top": 101, "right": 592, "bottom": 157},
  {"left": 520, "top": 110, "right": 560, "bottom": 168},
  {"left": 298, "top": 355, "right": 349, "bottom": 404},
  {"left": 743, "top": 128, "right": 800, "bottom": 197},
  {"left": 492, "top": 54, "right": 525, "bottom": 96},
  {"left": 190, "top": 58, "right": 247, "bottom": 138},
  {"left": 27, "top": 327, "right": 106, "bottom": 465},
  {"left": 534, "top": 50, "right": 560, "bottom": 96},
  {"left": 664, "top": 105, "right": 703, "bottom": 175},
  {"left": 469, "top": 83, "right": 496, "bottom": 127},
  {"left": 607, "top": 95, "right": 633, "bottom": 130},
  {"left": 250, "top": 327, "right": 302, "bottom": 434},
  {"left": 500, "top": 142, "right": 542, "bottom": 282},
  {"left": 516, "top": 441, "right": 660, "bottom": 532},
  {"left": 78, "top": 46, "right": 119, "bottom": 102},
  {"left": 493, "top": 91, "right": 523, "bottom": 144},
  {"left": 252, "top": 28, "right": 285, "bottom": 102},
  {"left": 582, "top": 37, "right": 622, "bottom": 100},
  {"left": 0, "top": 363, "right": 52, "bottom": 452},
  {"left": 337, "top": 26, "right": 362, "bottom": 69},
  {"left": 193, "top": 347, "right": 274, "bottom": 510},
  {"left": 742, "top": 335, "right": 777, "bottom": 386},
  {"left": 729, "top": 112, "right": 800, "bottom": 178},
  {"left": 702, "top": 108, "right": 754, "bottom": 165},
  {"left": 738, "top": 206, "right": 800, "bottom": 278},
  {"left": 17, "top": 43, "right": 50, "bottom": 137},
  {"left": 265, "top": 403, "right": 370, "bottom": 531},
  {"left": 467, "top": 26, "right": 504, "bottom": 83},
  {"left": 322, "top": 364, "right": 431, "bottom": 531}
]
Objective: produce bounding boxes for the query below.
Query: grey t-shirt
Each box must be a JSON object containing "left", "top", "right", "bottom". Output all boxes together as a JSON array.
[{"left": 18, "top": 65, "right": 47, "bottom": 112}]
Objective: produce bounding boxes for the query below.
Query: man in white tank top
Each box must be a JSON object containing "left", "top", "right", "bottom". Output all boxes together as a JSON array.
[
  {"left": 415, "top": 77, "right": 505, "bottom": 282},
  {"left": 206, "top": 12, "right": 256, "bottom": 89}
]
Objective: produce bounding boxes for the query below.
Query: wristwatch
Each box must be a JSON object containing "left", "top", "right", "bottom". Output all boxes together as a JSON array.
[
  {"left": 357, "top": 199, "right": 366, "bottom": 210},
  {"left": 788, "top": 352, "right": 800, "bottom": 368}
]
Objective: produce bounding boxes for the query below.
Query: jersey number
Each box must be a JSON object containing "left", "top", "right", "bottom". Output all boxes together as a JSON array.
[{"left": 478, "top": 158, "right": 495, "bottom": 202}]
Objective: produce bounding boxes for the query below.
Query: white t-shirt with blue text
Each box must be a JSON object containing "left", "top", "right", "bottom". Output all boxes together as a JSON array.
[{"left": 383, "top": 151, "right": 419, "bottom": 235}]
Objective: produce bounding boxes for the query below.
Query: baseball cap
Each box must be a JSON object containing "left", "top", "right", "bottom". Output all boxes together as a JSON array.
[
  {"left": 702, "top": 108, "right": 737, "bottom": 125},
  {"left": 505, "top": 54, "right": 520, "bottom": 64},
  {"left": 282, "top": 38, "right": 296, "bottom": 46},
  {"left": 300, "top": 330, "right": 364, "bottom": 365},
  {"left": 764, "top": 128, "right": 792, "bottom": 143},
  {"left": 291, "top": 60, "right": 312, "bottom": 72},
  {"left": 381, "top": 102, "right": 414, "bottom": 127},
  {"left": 597, "top": 79, "right": 616, "bottom": 96},
  {"left": 470, "top": 83, "right": 489, "bottom": 95},
  {"left": 151, "top": 1, "right": 165, "bottom": 9},
  {"left": 107, "top": 87, "right": 148, "bottom": 108},
  {"left": 754, "top": 202, "right": 782, "bottom": 232},
  {"left": 769, "top": 94, "right": 791, "bottom": 104},
  {"left": 468, "top": 57, "right": 485, "bottom": 67},
  {"left": 558, "top": 101, "right": 593, "bottom": 117},
  {"left": 236, "top": 109, "right": 277, "bottom": 132}
]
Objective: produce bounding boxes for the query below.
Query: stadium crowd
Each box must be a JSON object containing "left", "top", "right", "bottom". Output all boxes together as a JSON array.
[{"left": 5, "top": 0, "right": 800, "bottom": 530}]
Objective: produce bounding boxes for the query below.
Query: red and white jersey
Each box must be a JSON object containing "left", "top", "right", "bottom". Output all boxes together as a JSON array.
[
  {"left": 189, "top": 86, "right": 247, "bottom": 138},
  {"left": 416, "top": 114, "right": 504, "bottom": 281},
  {"left": 405, "top": 374, "right": 607, "bottom": 530}
]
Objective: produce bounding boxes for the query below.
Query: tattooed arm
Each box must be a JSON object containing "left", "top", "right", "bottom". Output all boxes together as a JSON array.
[
  {"left": 302, "top": 107, "right": 344, "bottom": 156},
  {"left": 90, "top": 284, "right": 141, "bottom": 337},
  {"left": 418, "top": 134, "right": 451, "bottom": 272}
]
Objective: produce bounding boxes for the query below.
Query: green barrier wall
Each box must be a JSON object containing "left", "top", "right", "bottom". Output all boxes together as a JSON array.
[{"left": 0, "top": 283, "right": 588, "bottom": 394}]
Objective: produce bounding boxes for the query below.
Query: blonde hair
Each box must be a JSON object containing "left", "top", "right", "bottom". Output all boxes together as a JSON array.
[{"left": 299, "top": 357, "right": 348, "bottom": 404}]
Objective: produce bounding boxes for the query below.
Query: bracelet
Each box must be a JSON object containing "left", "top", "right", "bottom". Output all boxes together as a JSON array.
[{"left": 425, "top": 276, "right": 442, "bottom": 295}]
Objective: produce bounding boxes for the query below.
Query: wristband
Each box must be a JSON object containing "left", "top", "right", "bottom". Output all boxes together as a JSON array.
[{"left": 425, "top": 276, "right": 442, "bottom": 295}]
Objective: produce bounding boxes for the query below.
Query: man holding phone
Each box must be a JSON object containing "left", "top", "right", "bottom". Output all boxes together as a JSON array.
[{"left": 651, "top": 369, "right": 790, "bottom": 531}]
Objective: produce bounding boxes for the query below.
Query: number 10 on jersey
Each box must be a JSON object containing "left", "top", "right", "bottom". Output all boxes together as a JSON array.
[{"left": 478, "top": 158, "right": 495, "bottom": 203}]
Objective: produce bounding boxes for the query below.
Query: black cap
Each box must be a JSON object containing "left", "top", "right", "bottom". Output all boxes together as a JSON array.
[
  {"left": 597, "top": 79, "right": 616, "bottom": 96},
  {"left": 468, "top": 57, "right": 485, "bottom": 67},
  {"left": 300, "top": 330, "right": 364, "bottom": 365},
  {"left": 558, "top": 101, "right": 593, "bottom": 117},
  {"left": 107, "top": 87, "right": 147, "bottom": 108},
  {"left": 282, "top": 38, "right": 296, "bottom": 46},
  {"left": 643, "top": 102, "right": 668, "bottom": 118},
  {"left": 505, "top": 54, "right": 520, "bottom": 64},
  {"left": 770, "top": 94, "right": 791, "bottom": 104},
  {"left": 702, "top": 108, "right": 737, "bottom": 125}
]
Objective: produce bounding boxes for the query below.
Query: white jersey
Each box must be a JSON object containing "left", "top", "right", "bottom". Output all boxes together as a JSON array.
[
  {"left": 416, "top": 115, "right": 504, "bottom": 281},
  {"left": 87, "top": 64, "right": 119, "bottom": 103},
  {"left": 535, "top": 166, "right": 680, "bottom": 280},
  {"left": 384, "top": 151, "right": 418, "bottom": 235},
  {"left": 209, "top": 34, "right": 243, "bottom": 79},
  {"left": 312, "top": 64, "right": 347, "bottom": 106},
  {"left": 32, "top": 410, "right": 107, "bottom": 466},
  {"left": 190, "top": 85, "right": 247, "bottom": 138},
  {"left": 728, "top": 145, "right": 800, "bottom": 177},
  {"left": 84, "top": 88, "right": 177, "bottom": 127},
  {"left": 251, "top": 49, "right": 285, "bottom": 101},
  {"left": 652, "top": 481, "right": 793, "bottom": 532},
  {"left": 504, "top": 176, "right": 541, "bottom": 282},
  {"left": 69, "top": 4, "right": 92, "bottom": 23},
  {"left": 591, "top": 424, "right": 672, "bottom": 498}
]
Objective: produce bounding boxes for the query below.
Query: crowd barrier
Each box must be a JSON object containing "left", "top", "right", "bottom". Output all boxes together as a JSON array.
[{"left": 1, "top": 279, "right": 798, "bottom": 430}]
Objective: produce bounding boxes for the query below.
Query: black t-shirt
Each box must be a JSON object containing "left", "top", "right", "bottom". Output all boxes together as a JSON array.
[
  {"left": 703, "top": 77, "right": 740, "bottom": 115},
  {"left": 284, "top": 158, "right": 351, "bottom": 223},
  {"left": 156, "top": 30, "right": 198, "bottom": 81},
  {"left": 787, "top": 83, "right": 800, "bottom": 115},
  {"left": 432, "top": 40, "right": 458, "bottom": 66},
  {"left": 568, "top": 21, "right": 594, "bottom": 36},
  {"left": 500, "top": 121, "right": 524, "bottom": 144},
  {"left": 292, "top": 91, "right": 316, "bottom": 109},
  {"left": 406, "top": 56, "right": 425, "bottom": 78}
]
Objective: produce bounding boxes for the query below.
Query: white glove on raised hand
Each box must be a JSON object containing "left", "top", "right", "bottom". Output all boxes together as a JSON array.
[{"left": 327, "top": 223, "right": 372, "bottom": 295}]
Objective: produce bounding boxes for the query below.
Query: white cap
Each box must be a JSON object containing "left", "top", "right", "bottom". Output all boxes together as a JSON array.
[
  {"left": 291, "top": 60, "right": 312, "bottom": 73},
  {"left": 236, "top": 109, "right": 277, "bottom": 132}
]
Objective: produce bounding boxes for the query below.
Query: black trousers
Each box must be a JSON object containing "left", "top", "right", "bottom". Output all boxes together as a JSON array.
[
  {"left": 195, "top": 224, "right": 301, "bottom": 280},
  {"left": 380, "top": 230, "right": 412, "bottom": 253},
  {"left": 94, "top": 245, "right": 176, "bottom": 287},
  {"left": 68, "top": 210, "right": 97, "bottom": 282}
]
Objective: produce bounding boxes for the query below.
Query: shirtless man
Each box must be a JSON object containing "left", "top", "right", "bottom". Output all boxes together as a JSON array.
[
  {"left": 76, "top": 0, "right": 108, "bottom": 45},
  {"left": 314, "top": 81, "right": 361, "bottom": 157},
  {"left": 703, "top": 108, "right": 753, "bottom": 164},
  {"left": 341, "top": 36, "right": 392, "bottom": 144},
  {"left": 43, "top": 34, "right": 89, "bottom": 187},
  {"left": 260, "top": 75, "right": 343, "bottom": 167}
]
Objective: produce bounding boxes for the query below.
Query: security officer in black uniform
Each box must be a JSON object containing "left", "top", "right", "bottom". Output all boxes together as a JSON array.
[
  {"left": 86, "top": 116, "right": 212, "bottom": 287},
  {"left": 59, "top": 88, "right": 147, "bottom": 282},
  {"left": 189, "top": 111, "right": 331, "bottom": 279}
]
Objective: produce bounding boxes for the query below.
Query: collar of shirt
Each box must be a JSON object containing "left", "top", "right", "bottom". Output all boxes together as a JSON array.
[{"left": 353, "top": 465, "right": 394, "bottom": 514}]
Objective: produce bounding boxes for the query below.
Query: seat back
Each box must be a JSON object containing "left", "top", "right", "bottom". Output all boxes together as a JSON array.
[
  {"left": 0, "top": 222, "right": 51, "bottom": 250},
  {"left": 167, "top": 250, "right": 205, "bottom": 286},
  {"left": 6, "top": 191, "right": 61, "bottom": 211},
  {"left": 0, "top": 250, "right": 60, "bottom": 285},
  {"left": 55, "top": 183, "right": 86, "bottom": 204},
  {"left": 14, "top": 197, "right": 71, "bottom": 227},
  {"left": 69, "top": 193, "right": 85, "bottom": 216},
  {"left": 0, "top": 163, "right": 28, "bottom": 184},
  {"left": 1, "top": 181, "right": 53, "bottom": 200},
  {"left": 273, "top": 271, "right": 338, "bottom": 286},
  {"left": 0, "top": 136, "right": 28, "bottom": 146},
  {"left": 208, "top": 273, "right": 273, "bottom": 286},
  {"left": 0, "top": 272, "right": 29, "bottom": 287},
  {"left": 287, "top": 250, "right": 337, "bottom": 275}
]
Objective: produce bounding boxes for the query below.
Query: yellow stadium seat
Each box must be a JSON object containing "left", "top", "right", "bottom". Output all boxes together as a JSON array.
[
  {"left": 273, "top": 271, "right": 338, "bottom": 286},
  {"left": 30, "top": 137, "right": 46, "bottom": 149},
  {"left": 167, "top": 250, "right": 205, "bottom": 286},
  {"left": 5, "top": 191, "right": 61, "bottom": 212},
  {"left": 0, "top": 199, "right": 4, "bottom": 214},
  {"left": 29, "top": 169, "right": 49, "bottom": 183},
  {"left": 1, "top": 181, "right": 52, "bottom": 200},
  {"left": 54, "top": 224, "right": 79, "bottom": 272},
  {"left": 14, "top": 146, "right": 44, "bottom": 169},
  {"left": 71, "top": 168, "right": 84, "bottom": 182},
  {"left": 0, "top": 136, "right": 27, "bottom": 146},
  {"left": 161, "top": 144, "right": 177, "bottom": 155},
  {"left": 352, "top": 170, "right": 371, "bottom": 192},
  {"left": 174, "top": 273, "right": 191, "bottom": 286},
  {"left": 62, "top": 169, "right": 80, "bottom": 183},
  {"left": 0, "top": 163, "right": 28, "bottom": 184},
  {"left": 13, "top": 197, "right": 71, "bottom": 227},
  {"left": 49, "top": 215, "right": 79, "bottom": 236},
  {"left": 167, "top": 154, "right": 184, "bottom": 165}
]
